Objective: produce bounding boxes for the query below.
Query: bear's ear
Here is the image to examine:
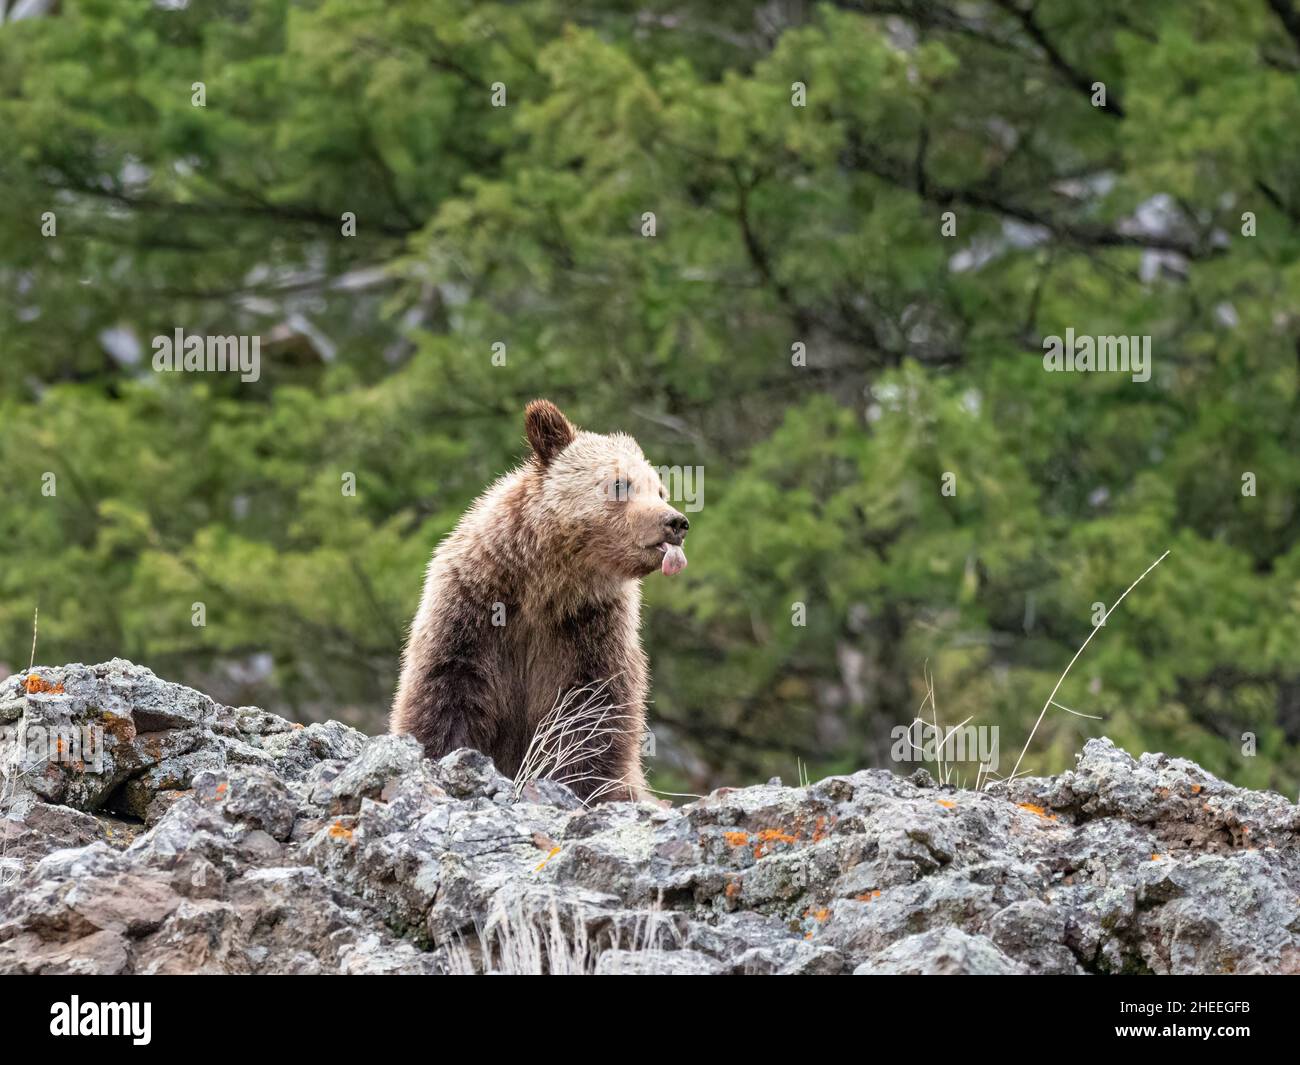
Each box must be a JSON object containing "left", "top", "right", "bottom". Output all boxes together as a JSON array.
[{"left": 524, "top": 399, "right": 576, "bottom": 466}]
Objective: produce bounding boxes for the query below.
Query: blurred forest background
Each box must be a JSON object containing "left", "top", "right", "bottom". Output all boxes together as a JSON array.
[{"left": 1, "top": 0, "right": 1298, "bottom": 797}]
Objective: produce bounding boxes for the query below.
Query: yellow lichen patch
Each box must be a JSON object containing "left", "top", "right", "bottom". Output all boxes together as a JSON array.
[
  {"left": 534, "top": 845, "right": 560, "bottom": 872},
  {"left": 936, "top": 799, "right": 956, "bottom": 809},
  {"left": 722, "top": 830, "right": 749, "bottom": 847},
  {"left": 329, "top": 822, "right": 354, "bottom": 842}
]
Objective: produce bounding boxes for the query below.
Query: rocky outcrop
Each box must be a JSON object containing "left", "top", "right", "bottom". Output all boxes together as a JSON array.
[{"left": 1, "top": 660, "right": 1297, "bottom": 974}]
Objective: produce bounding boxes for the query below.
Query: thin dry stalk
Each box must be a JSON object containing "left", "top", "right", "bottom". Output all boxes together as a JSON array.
[{"left": 1008, "top": 549, "right": 1170, "bottom": 782}]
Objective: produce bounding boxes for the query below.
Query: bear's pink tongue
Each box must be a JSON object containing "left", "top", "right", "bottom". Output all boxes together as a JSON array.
[{"left": 661, "top": 543, "right": 687, "bottom": 576}]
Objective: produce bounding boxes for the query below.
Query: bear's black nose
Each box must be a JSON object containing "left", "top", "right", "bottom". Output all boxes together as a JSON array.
[{"left": 665, "top": 513, "right": 690, "bottom": 536}]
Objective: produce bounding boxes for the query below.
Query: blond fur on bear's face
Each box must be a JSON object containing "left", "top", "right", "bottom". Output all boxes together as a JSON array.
[{"left": 537, "top": 430, "right": 687, "bottom": 580}]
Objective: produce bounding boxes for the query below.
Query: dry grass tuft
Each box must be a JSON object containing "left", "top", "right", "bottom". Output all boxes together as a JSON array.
[
  {"left": 512, "top": 677, "right": 637, "bottom": 804},
  {"left": 444, "top": 891, "right": 681, "bottom": 974}
]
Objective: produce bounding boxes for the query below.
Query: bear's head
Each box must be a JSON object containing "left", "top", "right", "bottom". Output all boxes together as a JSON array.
[{"left": 524, "top": 399, "right": 689, "bottom": 580}]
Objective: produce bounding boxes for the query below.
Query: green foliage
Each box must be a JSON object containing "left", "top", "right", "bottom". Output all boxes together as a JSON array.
[{"left": 1, "top": 0, "right": 1297, "bottom": 794}]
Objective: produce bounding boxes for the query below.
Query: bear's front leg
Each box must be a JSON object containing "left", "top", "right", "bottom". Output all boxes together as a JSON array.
[
  {"left": 390, "top": 569, "right": 508, "bottom": 765},
  {"left": 543, "top": 598, "right": 651, "bottom": 804}
]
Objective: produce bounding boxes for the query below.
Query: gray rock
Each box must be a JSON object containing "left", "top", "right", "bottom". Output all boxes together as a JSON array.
[
  {"left": 0, "top": 660, "right": 218, "bottom": 811},
  {"left": 595, "top": 948, "right": 723, "bottom": 974},
  {"left": 3, "top": 661, "right": 1299, "bottom": 975},
  {"left": 311, "top": 733, "right": 443, "bottom": 813},
  {"left": 854, "top": 928, "right": 1028, "bottom": 974},
  {"left": 431, "top": 748, "right": 513, "bottom": 800},
  {"left": 988, "top": 899, "right": 1081, "bottom": 974}
]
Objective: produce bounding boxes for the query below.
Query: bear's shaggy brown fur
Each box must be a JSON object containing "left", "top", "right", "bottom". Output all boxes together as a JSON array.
[{"left": 390, "top": 400, "right": 689, "bottom": 802}]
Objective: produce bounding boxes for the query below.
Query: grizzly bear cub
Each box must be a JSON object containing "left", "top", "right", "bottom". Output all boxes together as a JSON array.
[{"left": 390, "top": 399, "right": 689, "bottom": 802}]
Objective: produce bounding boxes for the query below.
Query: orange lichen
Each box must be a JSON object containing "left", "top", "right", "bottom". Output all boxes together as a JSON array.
[
  {"left": 723, "top": 831, "right": 749, "bottom": 847},
  {"left": 534, "top": 845, "right": 561, "bottom": 872},
  {"left": 725, "top": 880, "right": 741, "bottom": 899},
  {"left": 808, "top": 908, "right": 830, "bottom": 923},
  {"left": 855, "top": 890, "right": 882, "bottom": 902},
  {"left": 329, "top": 822, "right": 354, "bottom": 842},
  {"left": 1150, "top": 853, "right": 1161, "bottom": 861},
  {"left": 811, "top": 815, "right": 831, "bottom": 843},
  {"left": 936, "top": 799, "right": 956, "bottom": 809},
  {"left": 24, "top": 675, "right": 64, "bottom": 695},
  {"left": 752, "top": 827, "right": 799, "bottom": 858},
  {"left": 1191, "top": 784, "right": 1202, "bottom": 794},
  {"left": 1017, "top": 802, "right": 1058, "bottom": 821},
  {"left": 215, "top": 782, "right": 228, "bottom": 798}
]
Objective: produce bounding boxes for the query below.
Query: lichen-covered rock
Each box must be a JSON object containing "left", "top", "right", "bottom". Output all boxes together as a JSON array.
[
  {"left": 430, "top": 747, "right": 513, "bottom": 800},
  {"left": 854, "top": 928, "right": 1027, "bottom": 974},
  {"left": 2, "top": 663, "right": 1298, "bottom": 975},
  {"left": 0, "top": 660, "right": 366, "bottom": 822},
  {"left": 1002, "top": 738, "right": 1300, "bottom": 850},
  {"left": 0, "top": 660, "right": 219, "bottom": 811},
  {"left": 311, "top": 733, "right": 444, "bottom": 814}
]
